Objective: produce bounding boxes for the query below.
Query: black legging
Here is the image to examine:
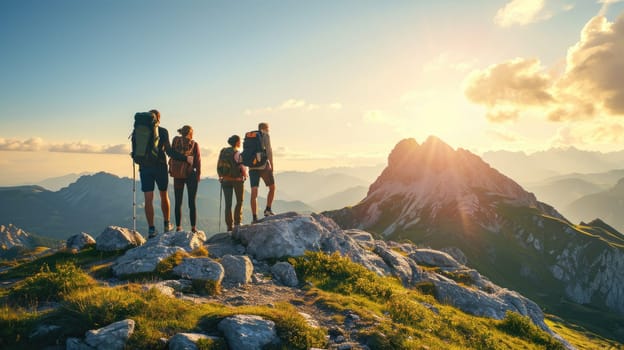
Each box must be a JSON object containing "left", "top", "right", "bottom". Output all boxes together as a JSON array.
[{"left": 173, "top": 174, "right": 198, "bottom": 228}]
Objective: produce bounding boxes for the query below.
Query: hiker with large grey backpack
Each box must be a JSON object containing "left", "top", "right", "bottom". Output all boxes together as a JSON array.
[
  {"left": 130, "top": 109, "right": 191, "bottom": 238},
  {"left": 217, "top": 135, "right": 247, "bottom": 231},
  {"left": 241, "top": 122, "right": 276, "bottom": 223}
]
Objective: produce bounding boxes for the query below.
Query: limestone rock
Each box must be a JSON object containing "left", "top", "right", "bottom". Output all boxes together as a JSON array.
[
  {"left": 111, "top": 230, "right": 207, "bottom": 276},
  {"left": 271, "top": 261, "right": 299, "bottom": 287},
  {"left": 218, "top": 315, "right": 279, "bottom": 350},
  {"left": 233, "top": 212, "right": 326, "bottom": 259},
  {"left": 173, "top": 257, "right": 224, "bottom": 282},
  {"left": 321, "top": 230, "right": 392, "bottom": 277},
  {"left": 344, "top": 229, "right": 376, "bottom": 249},
  {"left": 373, "top": 242, "right": 422, "bottom": 285},
  {"left": 221, "top": 255, "right": 254, "bottom": 284},
  {"left": 205, "top": 232, "right": 245, "bottom": 258},
  {"left": 96, "top": 226, "right": 145, "bottom": 252},
  {"left": 112, "top": 245, "right": 185, "bottom": 276},
  {"left": 84, "top": 319, "right": 135, "bottom": 350},
  {"left": 410, "top": 249, "right": 462, "bottom": 269},
  {"left": 426, "top": 275, "right": 549, "bottom": 332},
  {"left": 66, "top": 232, "right": 96, "bottom": 250}
]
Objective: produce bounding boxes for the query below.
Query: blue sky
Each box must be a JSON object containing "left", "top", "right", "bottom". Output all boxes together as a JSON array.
[{"left": 1, "top": 0, "right": 624, "bottom": 184}]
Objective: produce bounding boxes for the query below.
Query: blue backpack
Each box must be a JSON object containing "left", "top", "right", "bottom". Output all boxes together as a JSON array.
[{"left": 241, "top": 130, "right": 267, "bottom": 167}]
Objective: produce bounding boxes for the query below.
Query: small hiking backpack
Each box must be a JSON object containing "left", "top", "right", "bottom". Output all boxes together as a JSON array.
[
  {"left": 168, "top": 136, "right": 195, "bottom": 179},
  {"left": 241, "top": 130, "right": 267, "bottom": 167},
  {"left": 131, "top": 112, "right": 159, "bottom": 165},
  {"left": 217, "top": 147, "right": 242, "bottom": 179}
]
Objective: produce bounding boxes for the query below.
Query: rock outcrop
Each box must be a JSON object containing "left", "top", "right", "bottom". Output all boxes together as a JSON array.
[
  {"left": 67, "top": 319, "right": 135, "bottom": 350},
  {"left": 221, "top": 255, "right": 254, "bottom": 285},
  {"left": 66, "top": 232, "right": 96, "bottom": 250},
  {"left": 112, "top": 230, "right": 206, "bottom": 276},
  {"left": 96, "top": 226, "right": 145, "bottom": 252},
  {"left": 107, "top": 213, "right": 559, "bottom": 335},
  {"left": 217, "top": 315, "right": 279, "bottom": 350},
  {"left": 173, "top": 257, "right": 224, "bottom": 283},
  {"left": 0, "top": 224, "right": 34, "bottom": 250}
]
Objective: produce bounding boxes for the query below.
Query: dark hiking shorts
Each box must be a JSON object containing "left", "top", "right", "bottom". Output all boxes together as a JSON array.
[
  {"left": 140, "top": 164, "right": 168, "bottom": 192},
  {"left": 249, "top": 168, "right": 275, "bottom": 187}
]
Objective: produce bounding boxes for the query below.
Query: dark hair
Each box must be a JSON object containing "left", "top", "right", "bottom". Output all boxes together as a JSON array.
[
  {"left": 149, "top": 109, "right": 160, "bottom": 121},
  {"left": 227, "top": 135, "right": 240, "bottom": 147},
  {"left": 178, "top": 125, "right": 192, "bottom": 137},
  {"left": 258, "top": 122, "right": 269, "bottom": 131}
]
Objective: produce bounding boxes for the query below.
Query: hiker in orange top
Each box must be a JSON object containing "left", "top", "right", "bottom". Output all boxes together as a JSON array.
[
  {"left": 217, "top": 135, "right": 247, "bottom": 231},
  {"left": 171, "top": 125, "right": 201, "bottom": 233}
]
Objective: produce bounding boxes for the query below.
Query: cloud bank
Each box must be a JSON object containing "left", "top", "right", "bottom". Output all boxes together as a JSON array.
[
  {"left": 0, "top": 137, "right": 44, "bottom": 151},
  {"left": 465, "top": 13, "right": 624, "bottom": 131},
  {"left": 0, "top": 138, "right": 130, "bottom": 154}
]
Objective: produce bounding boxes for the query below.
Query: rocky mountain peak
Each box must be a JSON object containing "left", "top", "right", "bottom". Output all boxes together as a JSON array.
[
  {"left": 362, "top": 137, "right": 543, "bottom": 234},
  {"left": 0, "top": 224, "right": 32, "bottom": 250}
]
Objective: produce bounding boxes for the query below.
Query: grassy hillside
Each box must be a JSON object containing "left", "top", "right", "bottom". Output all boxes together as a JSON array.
[{"left": 1, "top": 248, "right": 618, "bottom": 349}]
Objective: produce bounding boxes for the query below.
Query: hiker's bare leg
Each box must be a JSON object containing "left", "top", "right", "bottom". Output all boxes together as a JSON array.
[
  {"left": 159, "top": 190, "right": 170, "bottom": 223},
  {"left": 251, "top": 186, "right": 259, "bottom": 217},
  {"left": 267, "top": 184, "right": 276, "bottom": 209},
  {"left": 144, "top": 191, "right": 155, "bottom": 227}
]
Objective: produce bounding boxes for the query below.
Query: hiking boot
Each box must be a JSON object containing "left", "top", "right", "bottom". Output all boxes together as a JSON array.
[
  {"left": 148, "top": 227, "right": 157, "bottom": 239},
  {"left": 264, "top": 208, "right": 275, "bottom": 217},
  {"left": 164, "top": 222, "right": 173, "bottom": 233}
]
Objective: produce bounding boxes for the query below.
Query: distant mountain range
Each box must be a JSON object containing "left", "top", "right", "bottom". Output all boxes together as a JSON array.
[
  {"left": 565, "top": 178, "right": 624, "bottom": 231},
  {"left": 326, "top": 136, "right": 624, "bottom": 341},
  {"left": 35, "top": 172, "right": 92, "bottom": 191},
  {"left": 0, "top": 172, "right": 313, "bottom": 239},
  {"left": 482, "top": 147, "right": 624, "bottom": 185}
]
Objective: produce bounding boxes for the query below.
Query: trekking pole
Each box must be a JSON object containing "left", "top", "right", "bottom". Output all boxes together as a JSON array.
[
  {"left": 218, "top": 181, "right": 223, "bottom": 232},
  {"left": 132, "top": 160, "right": 137, "bottom": 233}
]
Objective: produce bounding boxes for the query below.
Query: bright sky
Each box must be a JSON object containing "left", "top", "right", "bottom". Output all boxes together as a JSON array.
[{"left": 1, "top": 0, "right": 624, "bottom": 185}]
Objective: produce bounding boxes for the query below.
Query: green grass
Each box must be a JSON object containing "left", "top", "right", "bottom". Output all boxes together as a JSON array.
[
  {"left": 0, "top": 246, "right": 123, "bottom": 280},
  {"left": 0, "top": 249, "right": 615, "bottom": 350},
  {"left": 291, "top": 251, "right": 570, "bottom": 350},
  {"left": 0, "top": 261, "right": 326, "bottom": 349}
]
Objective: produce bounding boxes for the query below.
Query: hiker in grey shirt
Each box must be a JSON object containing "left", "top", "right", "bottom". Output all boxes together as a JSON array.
[{"left": 249, "top": 122, "right": 276, "bottom": 222}]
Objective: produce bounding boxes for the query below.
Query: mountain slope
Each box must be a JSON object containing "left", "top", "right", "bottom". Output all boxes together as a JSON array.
[
  {"left": 565, "top": 178, "right": 624, "bottom": 232},
  {"left": 325, "top": 136, "right": 624, "bottom": 341}
]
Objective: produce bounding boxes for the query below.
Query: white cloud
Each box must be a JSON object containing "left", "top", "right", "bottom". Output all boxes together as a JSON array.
[
  {"left": 244, "top": 99, "right": 343, "bottom": 116},
  {"left": 0, "top": 137, "right": 44, "bottom": 151},
  {"left": 494, "top": 0, "right": 547, "bottom": 27},
  {"left": 0, "top": 137, "right": 133, "bottom": 154},
  {"left": 49, "top": 141, "right": 130, "bottom": 154},
  {"left": 465, "top": 13, "right": 624, "bottom": 132}
]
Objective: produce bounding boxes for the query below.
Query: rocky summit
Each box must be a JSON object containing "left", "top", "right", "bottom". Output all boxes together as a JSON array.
[
  {"left": 325, "top": 136, "right": 624, "bottom": 340},
  {"left": 1, "top": 213, "right": 587, "bottom": 349},
  {"left": 120, "top": 214, "right": 559, "bottom": 337}
]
